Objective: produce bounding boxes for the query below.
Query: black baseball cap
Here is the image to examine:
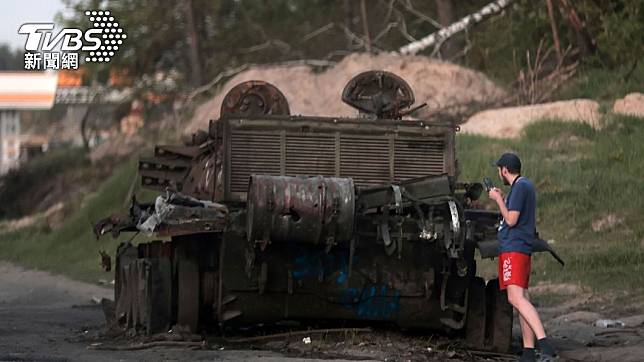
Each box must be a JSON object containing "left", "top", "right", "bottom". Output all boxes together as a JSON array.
[{"left": 493, "top": 153, "right": 521, "bottom": 173}]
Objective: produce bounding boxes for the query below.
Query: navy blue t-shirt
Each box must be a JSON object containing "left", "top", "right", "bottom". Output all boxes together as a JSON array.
[{"left": 497, "top": 177, "right": 536, "bottom": 255}]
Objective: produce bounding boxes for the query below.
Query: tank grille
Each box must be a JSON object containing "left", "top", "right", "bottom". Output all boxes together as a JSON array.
[
  {"left": 286, "top": 134, "right": 335, "bottom": 176},
  {"left": 339, "top": 136, "right": 391, "bottom": 187},
  {"left": 394, "top": 138, "right": 445, "bottom": 182},
  {"left": 227, "top": 125, "right": 448, "bottom": 194},
  {"left": 230, "top": 132, "right": 281, "bottom": 193}
]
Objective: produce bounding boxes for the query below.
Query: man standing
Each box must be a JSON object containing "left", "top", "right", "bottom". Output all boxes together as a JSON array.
[{"left": 488, "top": 153, "right": 557, "bottom": 362}]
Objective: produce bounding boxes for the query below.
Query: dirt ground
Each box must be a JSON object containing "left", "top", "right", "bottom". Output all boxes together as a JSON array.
[
  {"left": 1, "top": 261, "right": 643, "bottom": 362},
  {"left": 460, "top": 99, "right": 602, "bottom": 138}
]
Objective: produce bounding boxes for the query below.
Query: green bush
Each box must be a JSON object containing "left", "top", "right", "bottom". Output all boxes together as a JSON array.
[{"left": 0, "top": 148, "right": 89, "bottom": 219}]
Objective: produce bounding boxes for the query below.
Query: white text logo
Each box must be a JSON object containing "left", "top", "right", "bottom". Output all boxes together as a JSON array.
[{"left": 19, "top": 10, "right": 126, "bottom": 70}]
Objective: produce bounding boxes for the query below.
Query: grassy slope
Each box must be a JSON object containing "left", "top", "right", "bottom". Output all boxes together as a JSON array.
[
  {"left": 554, "top": 62, "right": 644, "bottom": 105},
  {"left": 459, "top": 115, "right": 644, "bottom": 292},
  {"left": 0, "top": 159, "right": 140, "bottom": 283}
]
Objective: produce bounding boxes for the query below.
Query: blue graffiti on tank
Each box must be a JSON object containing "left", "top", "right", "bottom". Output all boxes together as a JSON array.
[
  {"left": 291, "top": 248, "right": 353, "bottom": 282},
  {"left": 341, "top": 284, "right": 401, "bottom": 319},
  {"left": 290, "top": 248, "right": 400, "bottom": 319}
]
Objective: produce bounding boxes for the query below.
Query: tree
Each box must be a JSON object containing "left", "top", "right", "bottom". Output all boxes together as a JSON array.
[
  {"left": 183, "top": 0, "right": 203, "bottom": 86},
  {"left": 0, "top": 44, "right": 25, "bottom": 71},
  {"left": 434, "top": 0, "right": 459, "bottom": 59}
]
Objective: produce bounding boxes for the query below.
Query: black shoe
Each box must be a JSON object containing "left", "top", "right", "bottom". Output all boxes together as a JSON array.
[
  {"left": 518, "top": 347, "right": 536, "bottom": 362},
  {"left": 537, "top": 353, "right": 558, "bottom": 362},
  {"left": 536, "top": 337, "right": 557, "bottom": 361},
  {"left": 518, "top": 355, "right": 536, "bottom": 362}
]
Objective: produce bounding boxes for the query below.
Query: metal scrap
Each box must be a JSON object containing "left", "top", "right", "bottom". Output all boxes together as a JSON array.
[{"left": 137, "top": 191, "right": 227, "bottom": 235}]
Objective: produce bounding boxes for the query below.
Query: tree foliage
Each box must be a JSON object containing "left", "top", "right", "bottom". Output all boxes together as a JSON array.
[
  {"left": 467, "top": 0, "right": 643, "bottom": 81},
  {"left": 57, "top": 0, "right": 643, "bottom": 88},
  {"left": 586, "top": 0, "right": 643, "bottom": 67},
  {"left": 0, "top": 44, "right": 25, "bottom": 71}
]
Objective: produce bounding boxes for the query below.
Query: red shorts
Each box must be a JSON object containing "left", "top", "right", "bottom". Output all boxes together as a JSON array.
[{"left": 498, "top": 252, "right": 531, "bottom": 290}]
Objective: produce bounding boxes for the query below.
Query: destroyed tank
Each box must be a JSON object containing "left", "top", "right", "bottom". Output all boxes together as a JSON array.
[{"left": 95, "top": 71, "right": 521, "bottom": 351}]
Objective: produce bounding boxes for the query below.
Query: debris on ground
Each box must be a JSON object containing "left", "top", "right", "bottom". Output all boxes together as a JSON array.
[
  {"left": 595, "top": 319, "right": 626, "bottom": 328},
  {"left": 88, "top": 340, "right": 208, "bottom": 351}
]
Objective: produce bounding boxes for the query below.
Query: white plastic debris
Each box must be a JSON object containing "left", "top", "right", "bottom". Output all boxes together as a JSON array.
[
  {"left": 302, "top": 337, "right": 312, "bottom": 344},
  {"left": 138, "top": 195, "right": 173, "bottom": 234},
  {"left": 595, "top": 319, "right": 625, "bottom": 328}
]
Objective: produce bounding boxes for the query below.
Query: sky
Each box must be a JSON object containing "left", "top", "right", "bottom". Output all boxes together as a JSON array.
[{"left": 0, "top": 0, "right": 67, "bottom": 50}]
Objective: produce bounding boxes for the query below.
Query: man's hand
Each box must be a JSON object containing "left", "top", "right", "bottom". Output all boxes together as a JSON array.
[
  {"left": 488, "top": 187, "right": 520, "bottom": 227},
  {"left": 488, "top": 187, "right": 504, "bottom": 203}
]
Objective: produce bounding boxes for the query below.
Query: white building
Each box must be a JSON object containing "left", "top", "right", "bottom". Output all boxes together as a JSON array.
[{"left": 0, "top": 72, "right": 58, "bottom": 174}]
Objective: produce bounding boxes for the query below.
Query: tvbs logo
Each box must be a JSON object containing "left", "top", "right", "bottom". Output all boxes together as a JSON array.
[
  {"left": 19, "top": 10, "right": 126, "bottom": 70},
  {"left": 20, "top": 24, "right": 103, "bottom": 52}
]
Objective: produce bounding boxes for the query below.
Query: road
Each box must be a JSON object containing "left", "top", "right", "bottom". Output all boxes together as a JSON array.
[{"left": 0, "top": 262, "right": 371, "bottom": 362}]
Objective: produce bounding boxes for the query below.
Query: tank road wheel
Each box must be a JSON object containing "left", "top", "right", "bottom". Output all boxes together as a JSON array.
[
  {"left": 485, "top": 278, "right": 513, "bottom": 352},
  {"left": 465, "top": 277, "right": 487, "bottom": 349}
]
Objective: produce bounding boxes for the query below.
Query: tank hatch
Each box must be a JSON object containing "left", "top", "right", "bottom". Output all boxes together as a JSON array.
[
  {"left": 342, "top": 70, "right": 419, "bottom": 119},
  {"left": 221, "top": 80, "right": 290, "bottom": 117}
]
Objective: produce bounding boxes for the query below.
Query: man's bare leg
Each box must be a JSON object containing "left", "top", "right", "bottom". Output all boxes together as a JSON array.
[
  {"left": 518, "top": 289, "right": 536, "bottom": 348},
  {"left": 519, "top": 313, "right": 536, "bottom": 347},
  {"left": 506, "top": 285, "right": 546, "bottom": 339}
]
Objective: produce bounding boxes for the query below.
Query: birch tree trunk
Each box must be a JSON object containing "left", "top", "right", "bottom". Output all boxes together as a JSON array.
[{"left": 399, "top": 0, "right": 515, "bottom": 55}]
